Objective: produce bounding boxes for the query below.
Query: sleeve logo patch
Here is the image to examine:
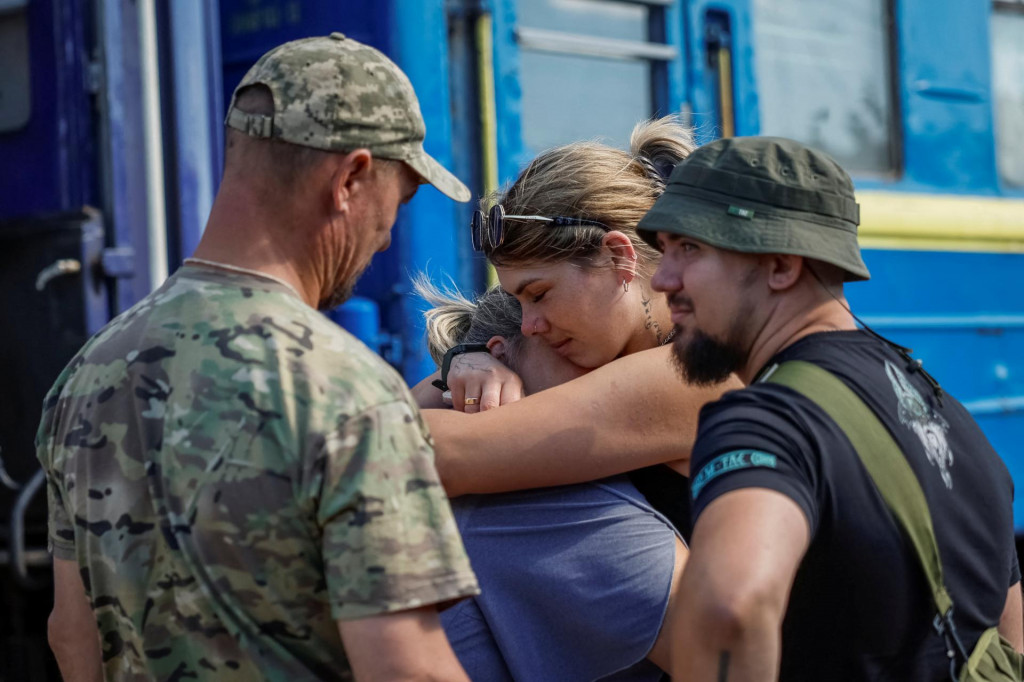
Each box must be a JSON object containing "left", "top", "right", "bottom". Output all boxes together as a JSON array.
[{"left": 691, "top": 450, "right": 778, "bottom": 499}]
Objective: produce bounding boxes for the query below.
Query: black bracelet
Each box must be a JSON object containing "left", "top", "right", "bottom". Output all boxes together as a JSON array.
[{"left": 432, "top": 343, "right": 491, "bottom": 391}]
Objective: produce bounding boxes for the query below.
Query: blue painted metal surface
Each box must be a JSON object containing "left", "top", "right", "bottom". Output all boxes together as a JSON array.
[
  {"left": 894, "top": 0, "right": 999, "bottom": 195},
  {"left": 326, "top": 296, "right": 383, "bottom": 354},
  {"left": 849, "top": 0, "right": 1024, "bottom": 525},
  {"left": 78, "top": 211, "right": 111, "bottom": 336},
  {"left": 164, "top": 1, "right": 224, "bottom": 265},
  {"left": 0, "top": 0, "right": 95, "bottom": 219},
  {"left": 850, "top": 248, "right": 1024, "bottom": 412},
  {"left": 683, "top": 0, "right": 758, "bottom": 142},
  {"left": 444, "top": 1, "right": 490, "bottom": 292},
  {"left": 661, "top": 1, "right": 686, "bottom": 117},
  {"left": 100, "top": 246, "right": 135, "bottom": 280},
  {"left": 386, "top": 0, "right": 468, "bottom": 382},
  {"left": 95, "top": 0, "right": 157, "bottom": 311},
  {"left": 220, "top": 0, "right": 388, "bottom": 116},
  {"left": 491, "top": 0, "right": 528, "bottom": 185},
  {"left": 962, "top": 397, "right": 1024, "bottom": 417}
]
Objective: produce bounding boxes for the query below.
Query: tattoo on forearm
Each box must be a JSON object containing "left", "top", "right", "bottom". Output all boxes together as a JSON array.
[{"left": 718, "top": 651, "right": 731, "bottom": 682}]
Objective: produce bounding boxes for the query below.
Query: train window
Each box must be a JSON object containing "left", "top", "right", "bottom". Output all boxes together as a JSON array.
[
  {"left": 0, "top": 0, "right": 31, "bottom": 132},
  {"left": 518, "top": 52, "right": 651, "bottom": 152},
  {"left": 518, "top": 0, "right": 648, "bottom": 41},
  {"left": 515, "top": 0, "right": 676, "bottom": 153},
  {"left": 992, "top": 2, "right": 1024, "bottom": 188},
  {"left": 751, "top": 0, "right": 898, "bottom": 176}
]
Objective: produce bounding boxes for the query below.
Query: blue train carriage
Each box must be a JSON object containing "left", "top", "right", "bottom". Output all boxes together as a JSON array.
[
  {"left": 235, "top": 0, "right": 1020, "bottom": 529},
  {"left": 217, "top": 0, "right": 1024, "bottom": 526},
  {"left": 3, "top": 4, "right": 1024, "bottom": 675},
  {"left": 0, "top": 0, "right": 1022, "bottom": 677},
  {"left": 434, "top": 0, "right": 1024, "bottom": 529}
]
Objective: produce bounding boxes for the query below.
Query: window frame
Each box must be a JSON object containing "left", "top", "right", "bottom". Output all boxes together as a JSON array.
[
  {"left": 495, "top": 0, "right": 680, "bottom": 169},
  {"left": 991, "top": 0, "right": 1024, "bottom": 191},
  {"left": 748, "top": 0, "right": 904, "bottom": 181}
]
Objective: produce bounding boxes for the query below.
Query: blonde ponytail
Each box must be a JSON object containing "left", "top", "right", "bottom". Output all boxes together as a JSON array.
[{"left": 414, "top": 276, "right": 525, "bottom": 371}]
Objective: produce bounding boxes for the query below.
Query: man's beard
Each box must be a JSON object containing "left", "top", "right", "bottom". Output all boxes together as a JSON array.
[
  {"left": 671, "top": 324, "right": 747, "bottom": 386},
  {"left": 318, "top": 263, "right": 369, "bottom": 311},
  {"left": 319, "top": 281, "right": 355, "bottom": 311}
]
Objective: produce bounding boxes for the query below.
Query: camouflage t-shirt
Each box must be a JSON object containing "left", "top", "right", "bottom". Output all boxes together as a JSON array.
[{"left": 36, "top": 264, "right": 479, "bottom": 681}]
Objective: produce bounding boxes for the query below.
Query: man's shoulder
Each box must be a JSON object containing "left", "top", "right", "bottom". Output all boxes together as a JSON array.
[
  {"left": 37, "top": 271, "right": 411, "bottom": 452},
  {"left": 700, "top": 379, "right": 803, "bottom": 425},
  {"left": 692, "top": 381, "right": 826, "bottom": 490},
  {"left": 141, "top": 271, "right": 404, "bottom": 394},
  {"left": 700, "top": 332, "right": 873, "bottom": 437}
]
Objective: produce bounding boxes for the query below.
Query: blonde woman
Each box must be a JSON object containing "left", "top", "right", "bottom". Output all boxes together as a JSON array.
[
  {"left": 419, "top": 282, "right": 685, "bottom": 682},
  {"left": 416, "top": 117, "right": 741, "bottom": 498}
]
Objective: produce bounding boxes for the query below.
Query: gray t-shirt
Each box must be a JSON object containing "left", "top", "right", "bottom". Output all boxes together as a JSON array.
[{"left": 443, "top": 476, "right": 678, "bottom": 681}]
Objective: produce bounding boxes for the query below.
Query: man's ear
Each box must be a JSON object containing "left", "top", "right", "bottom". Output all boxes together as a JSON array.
[
  {"left": 765, "top": 253, "right": 804, "bottom": 291},
  {"left": 487, "top": 335, "right": 508, "bottom": 361},
  {"left": 329, "top": 149, "right": 374, "bottom": 214},
  {"left": 601, "top": 231, "right": 638, "bottom": 282}
]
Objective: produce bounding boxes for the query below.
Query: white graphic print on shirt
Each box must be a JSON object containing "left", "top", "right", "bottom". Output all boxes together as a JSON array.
[{"left": 884, "top": 360, "right": 954, "bottom": 489}]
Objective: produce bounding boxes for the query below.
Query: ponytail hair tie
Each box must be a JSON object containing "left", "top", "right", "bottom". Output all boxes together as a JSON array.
[{"left": 636, "top": 156, "right": 674, "bottom": 187}]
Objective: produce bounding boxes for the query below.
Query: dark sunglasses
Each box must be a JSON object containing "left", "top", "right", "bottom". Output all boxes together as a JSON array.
[{"left": 471, "top": 204, "right": 609, "bottom": 252}]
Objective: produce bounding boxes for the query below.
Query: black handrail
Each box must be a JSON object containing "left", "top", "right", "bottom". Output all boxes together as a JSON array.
[{"left": 10, "top": 469, "right": 48, "bottom": 590}]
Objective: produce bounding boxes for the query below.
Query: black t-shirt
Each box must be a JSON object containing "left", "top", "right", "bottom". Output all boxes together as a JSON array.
[
  {"left": 630, "top": 464, "right": 692, "bottom": 541},
  {"left": 690, "top": 330, "right": 1020, "bottom": 682}
]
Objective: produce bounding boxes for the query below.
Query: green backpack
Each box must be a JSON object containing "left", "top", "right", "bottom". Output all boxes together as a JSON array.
[{"left": 765, "top": 361, "right": 1024, "bottom": 682}]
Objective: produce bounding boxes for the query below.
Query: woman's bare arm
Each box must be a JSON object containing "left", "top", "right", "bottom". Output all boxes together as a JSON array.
[{"left": 425, "top": 345, "right": 741, "bottom": 496}]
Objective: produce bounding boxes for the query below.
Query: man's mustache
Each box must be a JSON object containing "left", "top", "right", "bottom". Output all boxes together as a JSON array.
[{"left": 668, "top": 293, "right": 694, "bottom": 310}]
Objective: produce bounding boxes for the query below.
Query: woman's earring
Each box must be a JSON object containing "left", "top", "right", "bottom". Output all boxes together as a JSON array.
[{"left": 622, "top": 279, "right": 630, "bottom": 293}]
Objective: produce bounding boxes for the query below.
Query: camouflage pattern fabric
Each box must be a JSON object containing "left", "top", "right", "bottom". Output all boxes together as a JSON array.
[
  {"left": 224, "top": 32, "right": 470, "bottom": 202},
  {"left": 36, "top": 265, "right": 478, "bottom": 681}
]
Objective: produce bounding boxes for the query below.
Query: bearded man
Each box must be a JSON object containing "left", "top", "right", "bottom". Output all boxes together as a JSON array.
[{"left": 639, "top": 137, "right": 1022, "bottom": 681}]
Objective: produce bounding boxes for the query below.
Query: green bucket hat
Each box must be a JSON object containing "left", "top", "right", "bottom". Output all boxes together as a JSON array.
[
  {"left": 225, "top": 32, "right": 471, "bottom": 202},
  {"left": 637, "top": 136, "right": 870, "bottom": 281}
]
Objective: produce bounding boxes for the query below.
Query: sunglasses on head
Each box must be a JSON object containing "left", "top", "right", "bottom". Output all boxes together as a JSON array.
[{"left": 471, "top": 204, "right": 610, "bottom": 252}]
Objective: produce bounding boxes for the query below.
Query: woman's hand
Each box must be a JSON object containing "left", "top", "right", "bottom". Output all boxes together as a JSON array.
[{"left": 446, "top": 351, "right": 523, "bottom": 413}]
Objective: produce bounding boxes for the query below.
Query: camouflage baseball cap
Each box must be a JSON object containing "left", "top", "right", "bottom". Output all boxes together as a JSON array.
[
  {"left": 225, "top": 32, "right": 471, "bottom": 202},
  {"left": 637, "top": 136, "right": 870, "bottom": 281}
]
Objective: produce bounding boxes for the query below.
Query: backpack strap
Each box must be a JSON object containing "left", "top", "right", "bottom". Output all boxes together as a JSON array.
[{"left": 763, "top": 361, "right": 957, "bottom": 625}]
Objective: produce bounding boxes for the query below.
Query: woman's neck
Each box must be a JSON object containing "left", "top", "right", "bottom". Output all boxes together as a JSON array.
[{"left": 624, "top": 286, "right": 673, "bottom": 355}]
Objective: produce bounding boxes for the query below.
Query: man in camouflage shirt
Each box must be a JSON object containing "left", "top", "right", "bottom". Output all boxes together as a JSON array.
[{"left": 38, "top": 34, "right": 479, "bottom": 681}]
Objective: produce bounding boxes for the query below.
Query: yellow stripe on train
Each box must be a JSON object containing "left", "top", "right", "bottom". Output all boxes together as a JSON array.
[{"left": 857, "top": 191, "right": 1024, "bottom": 253}]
